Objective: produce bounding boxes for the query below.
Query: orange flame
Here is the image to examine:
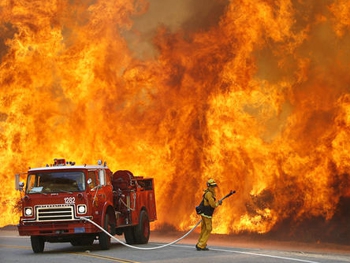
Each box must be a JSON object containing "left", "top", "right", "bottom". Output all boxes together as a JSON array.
[{"left": 1, "top": 0, "right": 350, "bottom": 240}]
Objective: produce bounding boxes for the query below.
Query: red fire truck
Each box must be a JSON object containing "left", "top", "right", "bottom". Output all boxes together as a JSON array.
[{"left": 15, "top": 158, "right": 157, "bottom": 253}]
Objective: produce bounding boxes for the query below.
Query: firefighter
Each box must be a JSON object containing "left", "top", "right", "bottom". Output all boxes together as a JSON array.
[{"left": 196, "top": 178, "right": 222, "bottom": 251}]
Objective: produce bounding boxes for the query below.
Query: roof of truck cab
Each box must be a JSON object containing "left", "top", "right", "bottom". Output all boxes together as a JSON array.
[{"left": 29, "top": 165, "right": 110, "bottom": 171}]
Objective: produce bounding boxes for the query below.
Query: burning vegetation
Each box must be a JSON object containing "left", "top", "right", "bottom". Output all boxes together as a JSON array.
[{"left": 0, "top": 0, "right": 350, "bottom": 244}]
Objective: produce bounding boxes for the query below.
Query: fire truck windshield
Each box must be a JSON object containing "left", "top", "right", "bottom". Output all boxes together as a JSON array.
[{"left": 26, "top": 171, "right": 85, "bottom": 193}]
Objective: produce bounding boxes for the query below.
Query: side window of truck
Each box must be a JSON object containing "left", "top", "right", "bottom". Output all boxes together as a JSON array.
[
  {"left": 26, "top": 174, "right": 36, "bottom": 192},
  {"left": 87, "top": 171, "right": 97, "bottom": 189}
]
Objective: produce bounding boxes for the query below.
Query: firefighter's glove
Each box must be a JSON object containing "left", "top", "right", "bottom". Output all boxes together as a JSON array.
[{"left": 218, "top": 200, "right": 223, "bottom": 206}]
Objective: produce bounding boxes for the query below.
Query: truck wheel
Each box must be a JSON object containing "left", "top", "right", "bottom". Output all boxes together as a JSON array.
[
  {"left": 134, "top": 210, "right": 150, "bottom": 244},
  {"left": 30, "top": 236, "right": 45, "bottom": 253},
  {"left": 99, "top": 214, "right": 111, "bottom": 250},
  {"left": 124, "top": 226, "right": 136, "bottom": 244}
]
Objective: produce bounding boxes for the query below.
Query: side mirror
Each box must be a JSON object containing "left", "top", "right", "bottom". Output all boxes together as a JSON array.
[
  {"left": 15, "top": 174, "right": 24, "bottom": 191},
  {"left": 99, "top": 170, "right": 105, "bottom": 186}
]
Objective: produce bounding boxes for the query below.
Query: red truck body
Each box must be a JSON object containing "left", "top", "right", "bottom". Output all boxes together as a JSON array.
[{"left": 16, "top": 159, "right": 157, "bottom": 253}]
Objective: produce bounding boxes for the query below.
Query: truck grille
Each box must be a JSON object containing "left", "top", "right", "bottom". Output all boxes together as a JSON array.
[{"left": 36, "top": 205, "right": 74, "bottom": 221}]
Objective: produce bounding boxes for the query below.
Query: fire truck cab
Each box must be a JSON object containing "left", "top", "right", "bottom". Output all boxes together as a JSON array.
[{"left": 15, "top": 159, "right": 157, "bottom": 253}]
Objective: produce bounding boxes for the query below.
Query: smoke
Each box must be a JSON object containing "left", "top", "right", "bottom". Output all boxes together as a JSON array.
[{"left": 122, "top": 0, "right": 229, "bottom": 59}]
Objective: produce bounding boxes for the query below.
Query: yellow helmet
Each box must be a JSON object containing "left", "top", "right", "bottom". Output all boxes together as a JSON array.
[{"left": 207, "top": 178, "right": 217, "bottom": 187}]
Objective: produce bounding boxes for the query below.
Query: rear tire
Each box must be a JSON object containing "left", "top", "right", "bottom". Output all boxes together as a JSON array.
[
  {"left": 99, "top": 214, "right": 111, "bottom": 250},
  {"left": 124, "top": 226, "right": 136, "bottom": 244},
  {"left": 30, "top": 236, "right": 45, "bottom": 253},
  {"left": 134, "top": 210, "right": 150, "bottom": 244}
]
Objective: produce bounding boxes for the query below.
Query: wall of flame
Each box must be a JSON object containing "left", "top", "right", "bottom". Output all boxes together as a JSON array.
[{"left": 1, "top": 0, "right": 350, "bottom": 238}]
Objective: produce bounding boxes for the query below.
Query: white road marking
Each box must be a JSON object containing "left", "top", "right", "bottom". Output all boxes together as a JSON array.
[{"left": 172, "top": 244, "right": 320, "bottom": 263}]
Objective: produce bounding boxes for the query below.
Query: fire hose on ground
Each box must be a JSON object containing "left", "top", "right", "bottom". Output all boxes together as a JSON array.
[{"left": 81, "top": 190, "right": 236, "bottom": 250}]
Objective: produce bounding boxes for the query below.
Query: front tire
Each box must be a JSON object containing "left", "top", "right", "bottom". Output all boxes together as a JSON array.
[
  {"left": 99, "top": 214, "right": 111, "bottom": 250},
  {"left": 30, "top": 236, "right": 45, "bottom": 253}
]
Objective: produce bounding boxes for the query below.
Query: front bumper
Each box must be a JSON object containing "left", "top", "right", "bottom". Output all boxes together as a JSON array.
[{"left": 18, "top": 218, "right": 100, "bottom": 236}]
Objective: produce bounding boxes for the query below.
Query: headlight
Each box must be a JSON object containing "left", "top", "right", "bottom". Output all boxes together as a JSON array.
[
  {"left": 77, "top": 204, "right": 87, "bottom": 214},
  {"left": 24, "top": 207, "right": 33, "bottom": 216}
]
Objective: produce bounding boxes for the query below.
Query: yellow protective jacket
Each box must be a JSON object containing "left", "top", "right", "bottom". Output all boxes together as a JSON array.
[{"left": 202, "top": 188, "right": 219, "bottom": 218}]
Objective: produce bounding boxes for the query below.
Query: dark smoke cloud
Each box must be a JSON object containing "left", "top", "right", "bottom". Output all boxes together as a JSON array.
[{"left": 122, "top": 0, "right": 229, "bottom": 59}]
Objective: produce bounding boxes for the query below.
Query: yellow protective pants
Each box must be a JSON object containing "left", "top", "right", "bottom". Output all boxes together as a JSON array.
[{"left": 197, "top": 216, "right": 212, "bottom": 249}]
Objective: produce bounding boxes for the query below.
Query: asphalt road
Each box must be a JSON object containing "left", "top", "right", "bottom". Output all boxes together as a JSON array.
[{"left": 1, "top": 227, "right": 349, "bottom": 263}]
